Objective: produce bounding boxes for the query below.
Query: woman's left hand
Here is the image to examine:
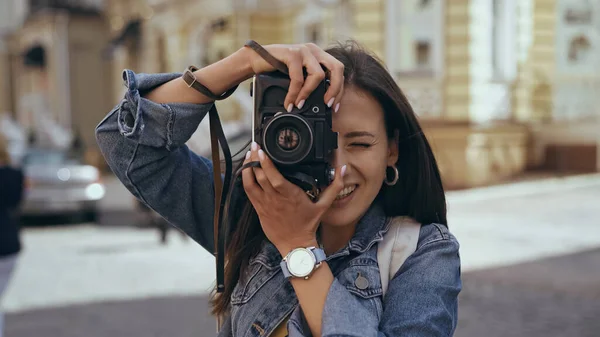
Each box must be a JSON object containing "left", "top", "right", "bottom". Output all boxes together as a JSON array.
[{"left": 242, "top": 142, "right": 347, "bottom": 256}]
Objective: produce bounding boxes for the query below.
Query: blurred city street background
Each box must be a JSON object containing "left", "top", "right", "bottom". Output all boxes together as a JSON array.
[{"left": 1, "top": 0, "right": 599, "bottom": 336}]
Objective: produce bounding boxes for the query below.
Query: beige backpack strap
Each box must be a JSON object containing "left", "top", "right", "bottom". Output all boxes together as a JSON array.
[{"left": 377, "top": 216, "right": 421, "bottom": 297}]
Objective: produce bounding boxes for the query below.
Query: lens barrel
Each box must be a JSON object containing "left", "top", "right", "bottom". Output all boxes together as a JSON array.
[{"left": 262, "top": 113, "right": 313, "bottom": 165}]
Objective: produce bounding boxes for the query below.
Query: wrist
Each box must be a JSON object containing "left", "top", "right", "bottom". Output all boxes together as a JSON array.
[
  {"left": 276, "top": 238, "right": 319, "bottom": 257},
  {"left": 232, "top": 46, "right": 256, "bottom": 80}
]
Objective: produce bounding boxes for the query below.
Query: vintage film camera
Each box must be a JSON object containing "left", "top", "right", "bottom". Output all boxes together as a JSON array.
[{"left": 251, "top": 71, "right": 338, "bottom": 199}]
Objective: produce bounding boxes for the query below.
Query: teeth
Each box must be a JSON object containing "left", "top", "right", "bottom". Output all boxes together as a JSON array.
[{"left": 336, "top": 185, "right": 356, "bottom": 199}]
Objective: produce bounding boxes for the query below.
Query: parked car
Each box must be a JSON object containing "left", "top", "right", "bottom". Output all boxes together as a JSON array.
[{"left": 20, "top": 149, "right": 105, "bottom": 221}]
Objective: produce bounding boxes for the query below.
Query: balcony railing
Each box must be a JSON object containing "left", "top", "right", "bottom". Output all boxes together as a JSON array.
[
  {"left": 29, "top": 0, "right": 104, "bottom": 14},
  {"left": 394, "top": 71, "right": 443, "bottom": 119}
]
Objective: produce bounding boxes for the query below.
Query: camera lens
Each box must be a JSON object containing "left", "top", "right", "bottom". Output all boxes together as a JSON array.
[
  {"left": 277, "top": 127, "right": 300, "bottom": 151},
  {"left": 263, "top": 114, "right": 313, "bottom": 165}
]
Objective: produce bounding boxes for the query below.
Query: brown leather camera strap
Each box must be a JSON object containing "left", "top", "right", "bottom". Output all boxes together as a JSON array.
[
  {"left": 243, "top": 40, "right": 289, "bottom": 75},
  {"left": 183, "top": 66, "right": 238, "bottom": 101},
  {"left": 209, "top": 105, "right": 231, "bottom": 295},
  {"left": 183, "top": 40, "right": 287, "bottom": 303}
]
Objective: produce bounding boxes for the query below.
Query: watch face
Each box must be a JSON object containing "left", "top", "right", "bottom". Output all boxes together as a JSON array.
[{"left": 287, "top": 248, "right": 316, "bottom": 277}]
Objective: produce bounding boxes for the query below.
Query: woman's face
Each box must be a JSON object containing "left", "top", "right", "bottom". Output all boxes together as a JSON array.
[{"left": 320, "top": 86, "right": 398, "bottom": 228}]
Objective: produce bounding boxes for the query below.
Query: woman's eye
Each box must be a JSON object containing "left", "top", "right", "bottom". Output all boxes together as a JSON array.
[{"left": 351, "top": 143, "right": 372, "bottom": 148}]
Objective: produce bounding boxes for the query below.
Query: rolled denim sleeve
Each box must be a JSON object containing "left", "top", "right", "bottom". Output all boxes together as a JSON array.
[
  {"left": 321, "top": 226, "right": 462, "bottom": 337},
  {"left": 95, "top": 69, "right": 218, "bottom": 253}
]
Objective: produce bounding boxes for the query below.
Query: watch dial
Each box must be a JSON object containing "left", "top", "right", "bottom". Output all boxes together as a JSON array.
[{"left": 287, "top": 249, "right": 315, "bottom": 277}]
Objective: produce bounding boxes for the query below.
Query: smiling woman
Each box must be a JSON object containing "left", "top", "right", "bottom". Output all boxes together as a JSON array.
[{"left": 96, "top": 40, "right": 461, "bottom": 337}]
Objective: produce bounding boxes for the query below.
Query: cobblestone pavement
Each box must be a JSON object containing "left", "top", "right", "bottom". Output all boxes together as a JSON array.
[{"left": 6, "top": 247, "right": 600, "bottom": 337}]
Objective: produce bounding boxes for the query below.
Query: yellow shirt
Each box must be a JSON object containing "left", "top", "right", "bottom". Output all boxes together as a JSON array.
[{"left": 270, "top": 318, "right": 289, "bottom": 337}]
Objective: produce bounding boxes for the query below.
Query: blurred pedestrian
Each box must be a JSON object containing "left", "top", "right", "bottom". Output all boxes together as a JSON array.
[
  {"left": 0, "top": 134, "right": 24, "bottom": 337},
  {"left": 135, "top": 198, "right": 187, "bottom": 245}
]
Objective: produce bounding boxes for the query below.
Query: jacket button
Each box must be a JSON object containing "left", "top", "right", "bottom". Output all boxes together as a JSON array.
[{"left": 354, "top": 273, "right": 369, "bottom": 290}]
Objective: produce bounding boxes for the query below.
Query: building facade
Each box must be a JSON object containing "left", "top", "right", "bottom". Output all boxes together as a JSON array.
[
  {"left": 0, "top": 0, "right": 28, "bottom": 117},
  {"left": 0, "top": 0, "right": 113, "bottom": 167},
  {"left": 2, "top": 0, "right": 589, "bottom": 186}
]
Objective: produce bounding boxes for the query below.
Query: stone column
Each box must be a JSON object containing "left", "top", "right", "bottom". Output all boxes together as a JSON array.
[
  {"left": 0, "top": 38, "right": 13, "bottom": 114},
  {"left": 54, "top": 12, "right": 71, "bottom": 131}
]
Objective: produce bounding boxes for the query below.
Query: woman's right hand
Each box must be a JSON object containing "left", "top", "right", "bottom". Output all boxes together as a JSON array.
[{"left": 243, "top": 43, "right": 345, "bottom": 113}]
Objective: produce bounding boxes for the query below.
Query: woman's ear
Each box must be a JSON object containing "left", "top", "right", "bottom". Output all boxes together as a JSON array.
[{"left": 387, "top": 129, "right": 400, "bottom": 166}]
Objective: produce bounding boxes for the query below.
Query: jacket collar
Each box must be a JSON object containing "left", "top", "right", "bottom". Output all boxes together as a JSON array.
[{"left": 347, "top": 201, "right": 389, "bottom": 253}]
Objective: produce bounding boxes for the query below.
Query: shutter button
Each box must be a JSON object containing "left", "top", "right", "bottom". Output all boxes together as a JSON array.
[{"left": 354, "top": 273, "right": 369, "bottom": 290}]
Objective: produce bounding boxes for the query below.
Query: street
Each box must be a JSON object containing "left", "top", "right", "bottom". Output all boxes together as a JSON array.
[{"left": 2, "top": 174, "right": 600, "bottom": 337}]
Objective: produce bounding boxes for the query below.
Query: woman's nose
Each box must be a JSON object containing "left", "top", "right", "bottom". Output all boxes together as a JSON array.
[{"left": 330, "top": 147, "right": 347, "bottom": 168}]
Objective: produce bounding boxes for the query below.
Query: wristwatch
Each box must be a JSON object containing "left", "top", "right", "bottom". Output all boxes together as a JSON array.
[{"left": 280, "top": 247, "right": 327, "bottom": 279}]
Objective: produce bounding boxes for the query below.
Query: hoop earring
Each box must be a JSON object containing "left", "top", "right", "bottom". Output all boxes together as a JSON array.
[{"left": 385, "top": 165, "right": 399, "bottom": 186}]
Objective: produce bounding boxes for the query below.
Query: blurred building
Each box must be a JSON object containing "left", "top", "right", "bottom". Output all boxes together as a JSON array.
[
  {"left": 2, "top": 0, "right": 597, "bottom": 187},
  {"left": 387, "top": 0, "right": 599, "bottom": 188},
  {"left": 0, "top": 0, "right": 112, "bottom": 166}
]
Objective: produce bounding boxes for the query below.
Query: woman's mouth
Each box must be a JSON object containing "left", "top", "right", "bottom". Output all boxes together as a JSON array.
[{"left": 335, "top": 184, "right": 357, "bottom": 201}]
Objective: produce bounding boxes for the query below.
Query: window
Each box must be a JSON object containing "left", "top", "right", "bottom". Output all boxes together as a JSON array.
[
  {"left": 156, "top": 35, "right": 168, "bottom": 72},
  {"left": 387, "top": 0, "right": 443, "bottom": 77},
  {"left": 416, "top": 41, "right": 431, "bottom": 67},
  {"left": 490, "top": 0, "right": 517, "bottom": 81},
  {"left": 306, "top": 23, "right": 322, "bottom": 44},
  {"left": 296, "top": 2, "right": 325, "bottom": 45},
  {"left": 491, "top": 0, "right": 501, "bottom": 78}
]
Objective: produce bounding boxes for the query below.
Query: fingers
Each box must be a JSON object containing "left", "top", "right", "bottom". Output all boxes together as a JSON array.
[
  {"left": 241, "top": 150, "right": 262, "bottom": 201},
  {"left": 319, "top": 59, "right": 345, "bottom": 112},
  {"left": 333, "top": 81, "right": 344, "bottom": 113},
  {"left": 295, "top": 47, "right": 326, "bottom": 109},
  {"left": 316, "top": 164, "right": 347, "bottom": 208},
  {"left": 250, "top": 143, "right": 276, "bottom": 195},
  {"left": 284, "top": 47, "right": 304, "bottom": 112},
  {"left": 306, "top": 43, "right": 345, "bottom": 112},
  {"left": 283, "top": 44, "right": 345, "bottom": 113},
  {"left": 256, "top": 146, "right": 297, "bottom": 195}
]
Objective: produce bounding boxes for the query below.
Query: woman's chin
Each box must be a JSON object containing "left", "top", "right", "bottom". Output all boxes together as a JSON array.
[{"left": 321, "top": 204, "right": 362, "bottom": 228}]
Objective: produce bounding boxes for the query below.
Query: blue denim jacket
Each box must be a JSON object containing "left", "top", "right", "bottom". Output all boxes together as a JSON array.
[{"left": 96, "top": 70, "right": 462, "bottom": 337}]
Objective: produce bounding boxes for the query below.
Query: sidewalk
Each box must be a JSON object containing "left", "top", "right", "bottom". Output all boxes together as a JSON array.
[
  {"left": 6, "top": 248, "right": 599, "bottom": 337},
  {"left": 447, "top": 172, "right": 600, "bottom": 272},
  {"left": 4, "top": 173, "right": 600, "bottom": 315}
]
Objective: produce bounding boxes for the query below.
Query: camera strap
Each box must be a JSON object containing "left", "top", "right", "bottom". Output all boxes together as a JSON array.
[
  {"left": 186, "top": 41, "right": 292, "bottom": 320},
  {"left": 208, "top": 105, "right": 231, "bottom": 295},
  {"left": 244, "top": 40, "right": 289, "bottom": 75},
  {"left": 181, "top": 71, "right": 238, "bottom": 297}
]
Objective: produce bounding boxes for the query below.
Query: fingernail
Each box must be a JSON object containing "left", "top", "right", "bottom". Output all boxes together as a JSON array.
[
  {"left": 287, "top": 103, "right": 293, "bottom": 112},
  {"left": 327, "top": 97, "right": 335, "bottom": 108},
  {"left": 258, "top": 149, "right": 265, "bottom": 161},
  {"left": 245, "top": 151, "right": 251, "bottom": 160},
  {"left": 297, "top": 100, "right": 305, "bottom": 110},
  {"left": 335, "top": 103, "right": 340, "bottom": 113},
  {"left": 251, "top": 142, "right": 258, "bottom": 151},
  {"left": 341, "top": 165, "right": 347, "bottom": 177}
]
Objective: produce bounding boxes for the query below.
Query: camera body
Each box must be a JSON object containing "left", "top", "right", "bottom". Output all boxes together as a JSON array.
[{"left": 251, "top": 71, "right": 338, "bottom": 197}]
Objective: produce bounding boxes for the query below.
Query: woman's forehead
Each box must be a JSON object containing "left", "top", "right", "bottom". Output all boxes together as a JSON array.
[{"left": 333, "top": 88, "right": 386, "bottom": 133}]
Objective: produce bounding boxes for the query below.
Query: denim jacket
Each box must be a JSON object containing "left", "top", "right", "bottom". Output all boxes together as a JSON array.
[{"left": 95, "top": 70, "right": 462, "bottom": 337}]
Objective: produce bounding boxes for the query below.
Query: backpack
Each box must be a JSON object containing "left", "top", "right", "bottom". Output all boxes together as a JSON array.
[{"left": 377, "top": 216, "right": 421, "bottom": 297}]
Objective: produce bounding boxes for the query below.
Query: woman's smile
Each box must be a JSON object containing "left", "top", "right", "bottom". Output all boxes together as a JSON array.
[{"left": 332, "top": 184, "right": 358, "bottom": 206}]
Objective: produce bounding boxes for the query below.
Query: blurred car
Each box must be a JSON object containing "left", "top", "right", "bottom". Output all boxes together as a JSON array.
[{"left": 20, "top": 149, "right": 105, "bottom": 221}]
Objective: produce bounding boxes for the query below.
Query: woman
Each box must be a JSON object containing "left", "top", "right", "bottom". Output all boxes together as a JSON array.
[
  {"left": 96, "top": 41, "right": 461, "bottom": 336},
  {"left": 0, "top": 134, "right": 24, "bottom": 337}
]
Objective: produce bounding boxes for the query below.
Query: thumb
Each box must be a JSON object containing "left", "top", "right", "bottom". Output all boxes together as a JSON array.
[{"left": 316, "top": 165, "right": 347, "bottom": 207}]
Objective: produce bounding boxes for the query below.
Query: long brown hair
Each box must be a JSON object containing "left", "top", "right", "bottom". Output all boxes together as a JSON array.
[{"left": 210, "top": 40, "right": 447, "bottom": 316}]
